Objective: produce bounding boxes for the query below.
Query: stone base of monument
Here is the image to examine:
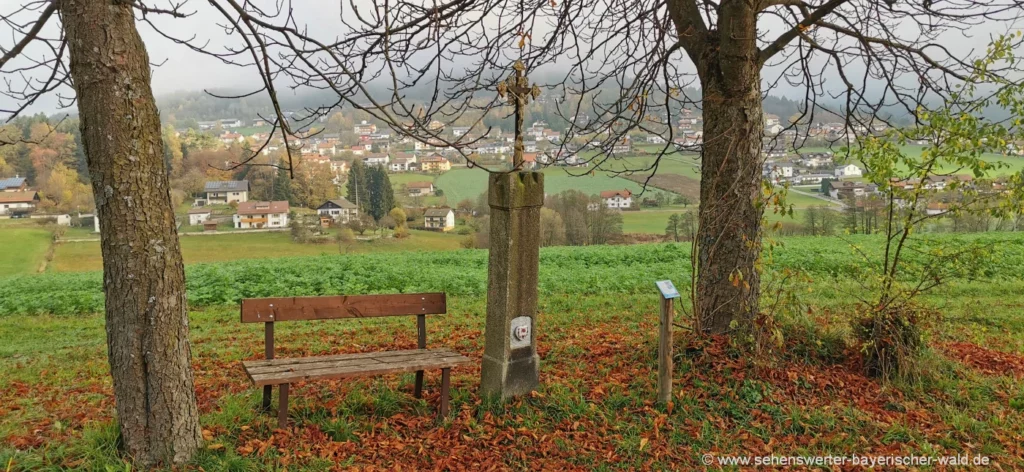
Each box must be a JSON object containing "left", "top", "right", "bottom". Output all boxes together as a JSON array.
[{"left": 480, "top": 171, "right": 543, "bottom": 400}]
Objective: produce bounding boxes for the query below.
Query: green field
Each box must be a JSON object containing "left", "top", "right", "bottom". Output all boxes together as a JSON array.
[
  {"left": 2, "top": 235, "right": 1024, "bottom": 469},
  {"left": 49, "top": 229, "right": 463, "bottom": 273},
  {"left": 435, "top": 166, "right": 677, "bottom": 204},
  {"left": 0, "top": 227, "right": 51, "bottom": 276}
]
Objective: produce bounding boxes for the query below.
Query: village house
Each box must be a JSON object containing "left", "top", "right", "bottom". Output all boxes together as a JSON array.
[
  {"left": 926, "top": 201, "right": 950, "bottom": 216},
  {"left": 219, "top": 131, "right": 244, "bottom": 144},
  {"left": 824, "top": 180, "right": 874, "bottom": 200},
  {"left": 452, "top": 126, "right": 471, "bottom": 137},
  {"left": 407, "top": 181, "right": 435, "bottom": 197},
  {"left": 0, "top": 190, "right": 39, "bottom": 216},
  {"left": 612, "top": 143, "right": 632, "bottom": 155},
  {"left": 600, "top": 189, "right": 633, "bottom": 209},
  {"left": 317, "top": 141, "right": 337, "bottom": 156},
  {"left": 363, "top": 153, "right": 390, "bottom": 166},
  {"left": 305, "top": 154, "right": 331, "bottom": 166},
  {"left": 765, "top": 163, "right": 794, "bottom": 181},
  {"left": 316, "top": 198, "right": 358, "bottom": 223},
  {"left": 515, "top": 152, "right": 538, "bottom": 170},
  {"left": 419, "top": 154, "right": 451, "bottom": 172},
  {"left": 354, "top": 121, "right": 377, "bottom": 135},
  {"left": 0, "top": 177, "right": 28, "bottom": 192},
  {"left": 834, "top": 164, "right": 863, "bottom": 179},
  {"left": 800, "top": 152, "right": 834, "bottom": 168},
  {"left": 201, "top": 181, "right": 249, "bottom": 205},
  {"left": 389, "top": 153, "right": 417, "bottom": 172},
  {"left": 423, "top": 207, "right": 455, "bottom": 231},
  {"left": 220, "top": 118, "right": 243, "bottom": 128},
  {"left": 187, "top": 208, "right": 212, "bottom": 226},
  {"left": 330, "top": 159, "right": 350, "bottom": 176},
  {"left": 349, "top": 145, "right": 366, "bottom": 156},
  {"left": 646, "top": 135, "right": 666, "bottom": 144},
  {"left": 233, "top": 201, "right": 289, "bottom": 229}
]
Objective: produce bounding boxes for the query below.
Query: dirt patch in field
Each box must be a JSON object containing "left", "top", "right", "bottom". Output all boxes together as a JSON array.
[
  {"left": 943, "top": 342, "right": 1024, "bottom": 377},
  {"left": 622, "top": 173, "right": 700, "bottom": 200}
]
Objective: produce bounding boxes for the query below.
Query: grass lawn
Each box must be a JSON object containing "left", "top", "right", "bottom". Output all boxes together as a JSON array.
[
  {"left": 1, "top": 281, "right": 1023, "bottom": 470},
  {"left": 0, "top": 228, "right": 52, "bottom": 276},
  {"left": 48, "top": 229, "right": 464, "bottom": 273},
  {"left": 435, "top": 167, "right": 677, "bottom": 204},
  {"left": 622, "top": 208, "right": 808, "bottom": 234}
]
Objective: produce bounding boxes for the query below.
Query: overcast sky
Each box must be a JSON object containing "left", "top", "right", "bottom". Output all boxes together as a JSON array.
[{"left": 1, "top": 1, "right": 1019, "bottom": 118}]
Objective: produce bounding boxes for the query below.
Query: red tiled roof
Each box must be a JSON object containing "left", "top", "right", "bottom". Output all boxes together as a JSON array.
[
  {"left": 600, "top": 189, "right": 632, "bottom": 199},
  {"left": 236, "top": 201, "right": 289, "bottom": 215}
]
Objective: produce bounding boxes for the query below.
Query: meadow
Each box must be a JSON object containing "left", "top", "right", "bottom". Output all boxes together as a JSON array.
[
  {"left": 434, "top": 166, "right": 677, "bottom": 204},
  {"left": 1, "top": 235, "right": 1023, "bottom": 469},
  {"left": 48, "top": 229, "right": 464, "bottom": 273},
  {"left": 0, "top": 227, "right": 51, "bottom": 276}
]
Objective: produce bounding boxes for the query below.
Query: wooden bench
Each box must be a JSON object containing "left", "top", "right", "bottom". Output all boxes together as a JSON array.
[{"left": 240, "top": 292, "right": 472, "bottom": 427}]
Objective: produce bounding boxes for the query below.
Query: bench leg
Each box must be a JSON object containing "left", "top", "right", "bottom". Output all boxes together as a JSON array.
[
  {"left": 278, "top": 384, "right": 289, "bottom": 428},
  {"left": 262, "top": 385, "right": 272, "bottom": 411},
  {"left": 414, "top": 370, "right": 424, "bottom": 399},
  {"left": 438, "top": 368, "right": 450, "bottom": 422}
]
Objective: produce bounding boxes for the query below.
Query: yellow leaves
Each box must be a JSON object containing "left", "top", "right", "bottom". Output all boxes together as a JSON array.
[
  {"left": 207, "top": 443, "right": 225, "bottom": 451},
  {"left": 639, "top": 437, "right": 649, "bottom": 451},
  {"left": 202, "top": 429, "right": 215, "bottom": 441}
]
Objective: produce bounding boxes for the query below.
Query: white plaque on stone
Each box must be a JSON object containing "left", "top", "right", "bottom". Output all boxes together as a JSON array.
[{"left": 510, "top": 316, "right": 532, "bottom": 349}]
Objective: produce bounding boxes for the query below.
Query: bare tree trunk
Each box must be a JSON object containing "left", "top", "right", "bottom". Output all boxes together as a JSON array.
[
  {"left": 693, "top": 13, "right": 764, "bottom": 334},
  {"left": 61, "top": 0, "right": 202, "bottom": 466}
]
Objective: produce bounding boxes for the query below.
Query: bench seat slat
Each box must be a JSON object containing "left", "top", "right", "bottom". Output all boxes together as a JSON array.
[
  {"left": 242, "top": 348, "right": 472, "bottom": 386},
  {"left": 245, "top": 349, "right": 460, "bottom": 375}
]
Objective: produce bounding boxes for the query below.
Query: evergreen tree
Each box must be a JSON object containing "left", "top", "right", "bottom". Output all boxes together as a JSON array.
[
  {"left": 347, "top": 159, "right": 369, "bottom": 211},
  {"left": 273, "top": 164, "right": 294, "bottom": 203},
  {"left": 367, "top": 165, "right": 395, "bottom": 220}
]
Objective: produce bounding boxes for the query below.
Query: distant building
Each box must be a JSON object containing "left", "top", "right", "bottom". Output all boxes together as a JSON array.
[
  {"left": 0, "top": 190, "right": 39, "bottom": 215},
  {"left": 824, "top": 180, "right": 873, "bottom": 200},
  {"left": 234, "top": 201, "right": 289, "bottom": 229},
  {"left": 451, "top": 126, "right": 471, "bottom": 137},
  {"left": 423, "top": 207, "right": 455, "bottom": 231},
  {"left": 188, "top": 208, "right": 212, "bottom": 226},
  {"left": 389, "top": 153, "right": 417, "bottom": 172},
  {"left": 0, "top": 177, "right": 28, "bottom": 192},
  {"left": 834, "top": 164, "right": 863, "bottom": 179},
  {"left": 202, "top": 181, "right": 249, "bottom": 205},
  {"left": 317, "top": 198, "right": 358, "bottom": 224},
  {"left": 407, "top": 181, "right": 435, "bottom": 197},
  {"left": 362, "top": 153, "right": 390, "bottom": 166},
  {"left": 600, "top": 189, "right": 633, "bottom": 209},
  {"left": 354, "top": 121, "right": 377, "bottom": 135},
  {"left": 419, "top": 154, "right": 451, "bottom": 172},
  {"left": 330, "top": 159, "right": 350, "bottom": 176}
]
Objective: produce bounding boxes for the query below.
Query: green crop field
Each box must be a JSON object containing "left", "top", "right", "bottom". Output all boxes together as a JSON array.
[
  {"left": 0, "top": 228, "right": 51, "bottom": 277},
  {"left": 48, "top": 229, "right": 463, "bottom": 274}
]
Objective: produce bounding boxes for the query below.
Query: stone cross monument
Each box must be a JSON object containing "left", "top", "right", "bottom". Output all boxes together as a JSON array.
[{"left": 480, "top": 61, "right": 545, "bottom": 400}]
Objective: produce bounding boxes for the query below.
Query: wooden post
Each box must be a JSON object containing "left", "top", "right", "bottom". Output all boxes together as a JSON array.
[
  {"left": 415, "top": 314, "right": 426, "bottom": 398},
  {"left": 657, "top": 296, "right": 673, "bottom": 405},
  {"left": 262, "top": 322, "right": 274, "bottom": 411}
]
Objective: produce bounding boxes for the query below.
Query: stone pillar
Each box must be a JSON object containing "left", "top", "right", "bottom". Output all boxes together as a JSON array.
[{"left": 480, "top": 171, "right": 544, "bottom": 400}]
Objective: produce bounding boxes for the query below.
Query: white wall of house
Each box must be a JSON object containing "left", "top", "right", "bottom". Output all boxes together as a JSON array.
[
  {"left": 317, "top": 208, "right": 356, "bottom": 223},
  {"left": 604, "top": 196, "right": 632, "bottom": 209},
  {"left": 189, "top": 213, "right": 211, "bottom": 226},
  {"left": 835, "top": 164, "right": 863, "bottom": 178},
  {"left": 0, "top": 201, "right": 33, "bottom": 215},
  {"left": 233, "top": 212, "right": 288, "bottom": 229},
  {"left": 207, "top": 190, "right": 249, "bottom": 204}
]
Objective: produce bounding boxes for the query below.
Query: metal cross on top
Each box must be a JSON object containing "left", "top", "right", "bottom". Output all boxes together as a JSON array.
[{"left": 497, "top": 60, "right": 541, "bottom": 169}]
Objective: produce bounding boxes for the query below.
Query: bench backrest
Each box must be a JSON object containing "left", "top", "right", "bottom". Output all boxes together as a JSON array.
[
  {"left": 240, "top": 293, "right": 446, "bottom": 323},
  {"left": 241, "top": 293, "right": 447, "bottom": 360}
]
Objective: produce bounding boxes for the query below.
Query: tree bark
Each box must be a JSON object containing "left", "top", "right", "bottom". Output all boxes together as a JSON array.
[
  {"left": 692, "top": 3, "right": 765, "bottom": 334},
  {"left": 60, "top": 0, "right": 202, "bottom": 466}
]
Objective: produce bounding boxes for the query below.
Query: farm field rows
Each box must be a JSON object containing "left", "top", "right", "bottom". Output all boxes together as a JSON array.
[{"left": 4, "top": 233, "right": 1024, "bottom": 316}]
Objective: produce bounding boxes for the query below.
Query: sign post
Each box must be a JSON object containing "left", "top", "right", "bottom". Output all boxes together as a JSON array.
[{"left": 655, "top": 280, "right": 680, "bottom": 405}]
